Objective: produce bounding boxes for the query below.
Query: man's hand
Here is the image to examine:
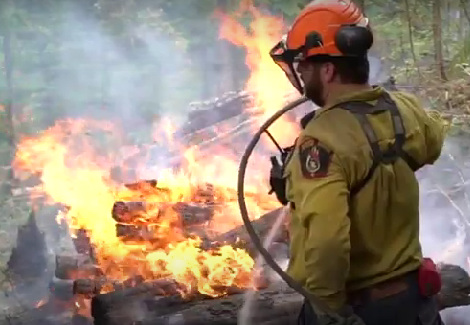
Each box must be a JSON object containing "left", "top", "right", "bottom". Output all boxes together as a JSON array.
[{"left": 268, "top": 156, "right": 288, "bottom": 205}]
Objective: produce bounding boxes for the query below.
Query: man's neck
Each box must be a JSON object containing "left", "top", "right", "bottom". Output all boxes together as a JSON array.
[{"left": 324, "top": 83, "right": 373, "bottom": 107}]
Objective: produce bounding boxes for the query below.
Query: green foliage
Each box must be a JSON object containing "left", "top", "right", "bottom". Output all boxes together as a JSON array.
[{"left": 0, "top": 0, "right": 469, "bottom": 150}]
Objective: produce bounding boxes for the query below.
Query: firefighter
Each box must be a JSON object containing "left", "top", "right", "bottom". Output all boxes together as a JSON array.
[{"left": 268, "top": 0, "right": 448, "bottom": 324}]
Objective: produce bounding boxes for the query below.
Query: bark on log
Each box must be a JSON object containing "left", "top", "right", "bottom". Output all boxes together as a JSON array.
[{"left": 90, "top": 263, "right": 470, "bottom": 325}]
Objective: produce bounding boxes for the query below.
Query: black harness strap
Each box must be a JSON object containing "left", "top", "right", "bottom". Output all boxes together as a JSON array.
[
  {"left": 340, "top": 93, "right": 420, "bottom": 196},
  {"left": 300, "top": 92, "right": 420, "bottom": 197}
]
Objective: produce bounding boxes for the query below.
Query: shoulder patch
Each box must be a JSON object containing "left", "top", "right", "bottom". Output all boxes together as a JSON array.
[{"left": 298, "top": 137, "right": 332, "bottom": 179}]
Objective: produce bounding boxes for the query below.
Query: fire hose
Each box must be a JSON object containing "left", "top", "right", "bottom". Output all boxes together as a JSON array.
[{"left": 237, "top": 97, "right": 344, "bottom": 323}]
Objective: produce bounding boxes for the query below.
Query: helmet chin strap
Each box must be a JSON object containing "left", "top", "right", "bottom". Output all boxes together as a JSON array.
[{"left": 237, "top": 96, "right": 344, "bottom": 323}]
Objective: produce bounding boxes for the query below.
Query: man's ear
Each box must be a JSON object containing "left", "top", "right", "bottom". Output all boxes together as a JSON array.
[{"left": 323, "top": 62, "right": 336, "bottom": 83}]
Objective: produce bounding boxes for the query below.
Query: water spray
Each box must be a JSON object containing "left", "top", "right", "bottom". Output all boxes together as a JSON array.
[{"left": 237, "top": 97, "right": 343, "bottom": 322}]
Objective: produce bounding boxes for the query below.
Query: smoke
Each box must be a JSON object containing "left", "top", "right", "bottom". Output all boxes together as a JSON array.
[
  {"left": 1, "top": 1, "right": 227, "bottom": 321},
  {"left": 46, "top": 5, "right": 194, "bottom": 136},
  {"left": 416, "top": 138, "right": 470, "bottom": 322}
]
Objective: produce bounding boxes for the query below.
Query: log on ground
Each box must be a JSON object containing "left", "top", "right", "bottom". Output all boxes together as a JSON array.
[
  {"left": 91, "top": 279, "right": 252, "bottom": 325},
  {"left": 91, "top": 263, "right": 470, "bottom": 325},
  {"left": 141, "top": 285, "right": 300, "bottom": 325},
  {"left": 91, "top": 279, "right": 183, "bottom": 321},
  {"left": 206, "top": 208, "right": 288, "bottom": 255}
]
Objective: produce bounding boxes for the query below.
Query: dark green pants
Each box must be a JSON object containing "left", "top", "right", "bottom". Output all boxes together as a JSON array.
[{"left": 298, "top": 274, "right": 444, "bottom": 325}]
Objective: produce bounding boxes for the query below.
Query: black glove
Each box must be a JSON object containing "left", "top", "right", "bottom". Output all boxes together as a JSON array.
[{"left": 268, "top": 156, "right": 288, "bottom": 205}]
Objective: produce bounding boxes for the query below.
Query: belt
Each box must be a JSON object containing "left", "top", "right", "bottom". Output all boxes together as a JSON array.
[{"left": 347, "top": 271, "right": 416, "bottom": 306}]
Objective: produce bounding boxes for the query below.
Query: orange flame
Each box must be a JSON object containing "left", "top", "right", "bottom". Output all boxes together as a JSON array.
[
  {"left": 12, "top": 1, "right": 297, "bottom": 299},
  {"left": 14, "top": 118, "right": 268, "bottom": 297},
  {"left": 216, "top": 0, "right": 300, "bottom": 146}
]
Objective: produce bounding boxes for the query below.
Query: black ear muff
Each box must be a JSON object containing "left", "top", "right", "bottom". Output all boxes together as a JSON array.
[{"left": 335, "top": 25, "right": 373, "bottom": 56}]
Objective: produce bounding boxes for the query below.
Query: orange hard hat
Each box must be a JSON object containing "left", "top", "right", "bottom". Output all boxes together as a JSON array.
[{"left": 269, "top": 0, "right": 372, "bottom": 93}]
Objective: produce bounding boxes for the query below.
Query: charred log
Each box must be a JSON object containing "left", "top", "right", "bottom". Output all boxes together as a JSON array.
[
  {"left": 90, "top": 263, "right": 470, "bottom": 325},
  {"left": 55, "top": 254, "right": 102, "bottom": 280},
  {"left": 73, "top": 276, "right": 146, "bottom": 295},
  {"left": 6, "top": 210, "right": 48, "bottom": 281},
  {"left": 49, "top": 278, "right": 75, "bottom": 301},
  {"left": 72, "top": 228, "right": 97, "bottom": 260},
  {"left": 124, "top": 179, "right": 158, "bottom": 191},
  {"left": 177, "top": 91, "right": 255, "bottom": 137}
]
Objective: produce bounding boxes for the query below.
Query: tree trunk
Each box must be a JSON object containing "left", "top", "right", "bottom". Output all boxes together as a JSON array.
[
  {"left": 432, "top": 0, "right": 447, "bottom": 80},
  {"left": 1, "top": 0, "right": 16, "bottom": 194},
  {"left": 404, "top": 0, "right": 422, "bottom": 79},
  {"left": 460, "top": 0, "right": 470, "bottom": 25}
]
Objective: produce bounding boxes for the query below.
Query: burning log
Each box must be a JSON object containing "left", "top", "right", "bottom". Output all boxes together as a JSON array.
[
  {"left": 73, "top": 276, "right": 145, "bottom": 295},
  {"left": 73, "top": 278, "right": 109, "bottom": 295},
  {"left": 72, "top": 228, "right": 97, "bottom": 260},
  {"left": 55, "top": 254, "right": 102, "bottom": 279},
  {"left": 177, "top": 91, "right": 255, "bottom": 138},
  {"left": 90, "top": 263, "right": 470, "bottom": 325},
  {"left": 123, "top": 179, "right": 157, "bottom": 191},
  {"left": 112, "top": 201, "right": 214, "bottom": 226}
]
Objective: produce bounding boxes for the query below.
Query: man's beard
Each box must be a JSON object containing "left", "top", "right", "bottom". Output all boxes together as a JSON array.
[{"left": 304, "top": 69, "right": 325, "bottom": 107}]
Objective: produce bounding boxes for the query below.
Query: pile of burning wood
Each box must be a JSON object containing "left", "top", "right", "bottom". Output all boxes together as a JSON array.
[
  {"left": 46, "top": 194, "right": 470, "bottom": 325},
  {"left": 47, "top": 177, "right": 290, "bottom": 325}
]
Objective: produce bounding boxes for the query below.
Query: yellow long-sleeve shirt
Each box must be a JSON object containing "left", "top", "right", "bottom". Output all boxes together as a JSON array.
[{"left": 283, "top": 86, "right": 447, "bottom": 311}]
